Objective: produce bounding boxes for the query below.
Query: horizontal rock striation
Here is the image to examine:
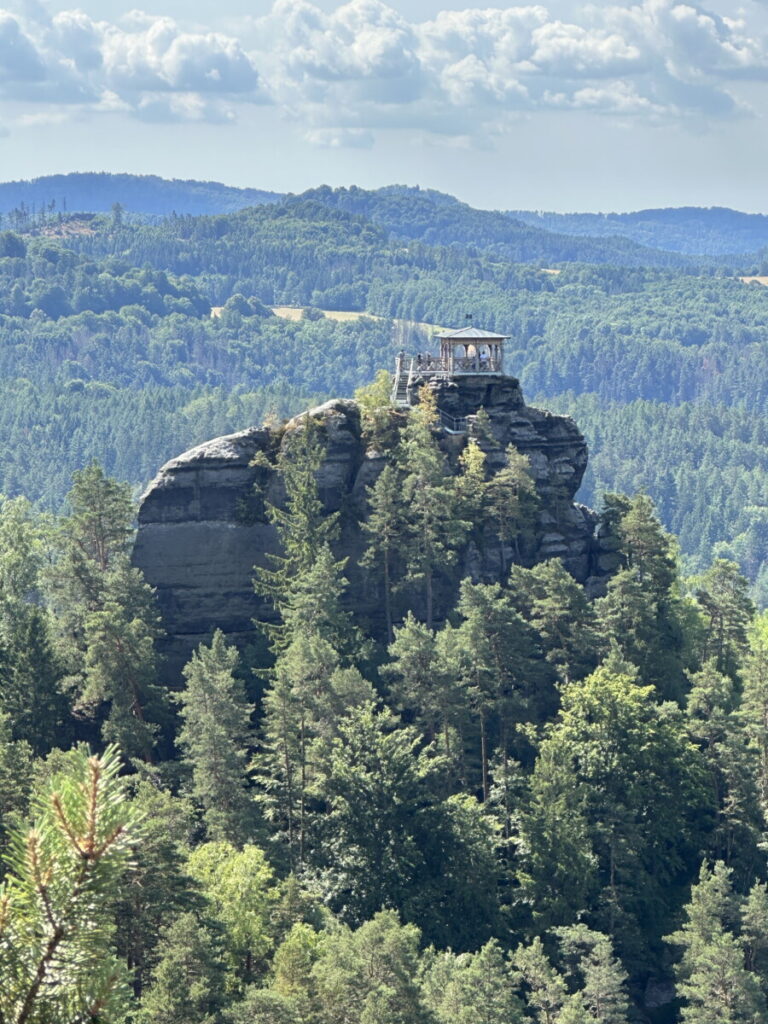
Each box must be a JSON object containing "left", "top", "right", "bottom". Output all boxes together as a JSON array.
[{"left": 133, "top": 375, "right": 615, "bottom": 678}]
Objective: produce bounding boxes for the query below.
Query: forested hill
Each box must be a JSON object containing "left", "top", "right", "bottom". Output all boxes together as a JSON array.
[
  {"left": 510, "top": 205, "right": 768, "bottom": 256},
  {"left": 7, "top": 172, "right": 768, "bottom": 262},
  {"left": 0, "top": 172, "right": 281, "bottom": 217},
  {"left": 295, "top": 185, "right": 697, "bottom": 269},
  {"left": 2, "top": 191, "right": 768, "bottom": 593}
]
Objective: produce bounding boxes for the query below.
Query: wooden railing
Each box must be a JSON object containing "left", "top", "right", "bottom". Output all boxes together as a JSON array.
[{"left": 409, "top": 355, "right": 503, "bottom": 375}]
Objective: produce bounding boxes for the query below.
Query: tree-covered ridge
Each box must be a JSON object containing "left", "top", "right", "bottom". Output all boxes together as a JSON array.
[
  {"left": 0, "top": 172, "right": 281, "bottom": 218},
  {"left": 1, "top": 445, "right": 768, "bottom": 1023},
  {"left": 293, "top": 186, "right": 697, "bottom": 269},
  {"left": 509, "top": 205, "right": 768, "bottom": 257},
  {"left": 7, "top": 172, "right": 768, "bottom": 261}
]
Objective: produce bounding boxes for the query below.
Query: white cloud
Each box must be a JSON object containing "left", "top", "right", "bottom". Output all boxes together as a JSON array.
[
  {"left": 305, "top": 126, "right": 374, "bottom": 146},
  {"left": 1, "top": 0, "right": 767, "bottom": 140}
]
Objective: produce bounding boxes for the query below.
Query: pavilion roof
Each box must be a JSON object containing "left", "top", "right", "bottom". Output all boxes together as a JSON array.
[{"left": 436, "top": 326, "right": 510, "bottom": 340}]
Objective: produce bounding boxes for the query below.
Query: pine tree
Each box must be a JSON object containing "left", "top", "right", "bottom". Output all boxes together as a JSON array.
[
  {"left": 361, "top": 462, "right": 403, "bottom": 643},
  {"left": 485, "top": 444, "right": 538, "bottom": 572},
  {"left": 666, "top": 861, "right": 765, "bottom": 1024},
  {"left": 438, "top": 580, "right": 540, "bottom": 800},
  {"left": 398, "top": 387, "right": 470, "bottom": 628},
  {"left": 383, "top": 611, "right": 463, "bottom": 753},
  {"left": 695, "top": 559, "right": 755, "bottom": 679},
  {"left": 422, "top": 940, "right": 524, "bottom": 1024},
  {"left": 254, "top": 416, "right": 339, "bottom": 631},
  {"left": 0, "top": 745, "right": 139, "bottom": 1024},
  {"left": 177, "top": 631, "right": 257, "bottom": 845},
  {"left": 137, "top": 912, "right": 227, "bottom": 1024},
  {"left": 514, "top": 936, "right": 568, "bottom": 1024},
  {"left": 526, "top": 559, "right": 600, "bottom": 685}
]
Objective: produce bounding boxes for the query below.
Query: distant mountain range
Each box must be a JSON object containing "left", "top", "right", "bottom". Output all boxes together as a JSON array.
[
  {"left": 2, "top": 172, "right": 767, "bottom": 264},
  {"left": 508, "top": 207, "right": 768, "bottom": 256},
  {"left": 0, "top": 173, "right": 280, "bottom": 218}
]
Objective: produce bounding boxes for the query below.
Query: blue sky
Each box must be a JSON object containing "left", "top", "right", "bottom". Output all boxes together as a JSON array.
[{"left": 2, "top": 0, "right": 768, "bottom": 211}]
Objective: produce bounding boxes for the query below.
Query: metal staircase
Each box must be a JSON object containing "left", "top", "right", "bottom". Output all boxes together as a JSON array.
[{"left": 392, "top": 368, "right": 410, "bottom": 407}]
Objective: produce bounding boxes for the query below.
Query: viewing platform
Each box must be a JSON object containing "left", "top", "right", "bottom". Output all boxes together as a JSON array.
[{"left": 392, "top": 324, "right": 510, "bottom": 410}]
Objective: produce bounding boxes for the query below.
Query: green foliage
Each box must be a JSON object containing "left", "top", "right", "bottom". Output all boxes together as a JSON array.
[
  {"left": 666, "top": 861, "right": 766, "bottom": 1024},
  {"left": 0, "top": 745, "right": 139, "bottom": 1024},
  {"left": 519, "top": 666, "right": 710, "bottom": 967},
  {"left": 137, "top": 911, "right": 227, "bottom": 1024},
  {"left": 421, "top": 939, "right": 524, "bottom": 1024},
  {"left": 177, "top": 631, "right": 257, "bottom": 845},
  {"left": 9, "top": 189, "right": 768, "bottom": 1023},
  {"left": 187, "top": 841, "right": 278, "bottom": 990}
]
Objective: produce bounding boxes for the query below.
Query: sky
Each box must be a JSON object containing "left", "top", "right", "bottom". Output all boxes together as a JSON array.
[{"left": 2, "top": 0, "right": 768, "bottom": 211}]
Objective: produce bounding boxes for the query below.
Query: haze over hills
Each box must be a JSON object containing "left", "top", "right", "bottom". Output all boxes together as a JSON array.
[
  {"left": 5, "top": 173, "right": 768, "bottom": 263},
  {"left": 0, "top": 172, "right": 281, "bottom": 218},
  {"left": 509, "top": 206, "right": 768, "bottom": 256}
]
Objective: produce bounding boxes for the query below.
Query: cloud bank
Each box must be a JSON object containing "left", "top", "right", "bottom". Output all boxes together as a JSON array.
[{"left": 0, "top": 0, "right": 766, "bottom": 143}]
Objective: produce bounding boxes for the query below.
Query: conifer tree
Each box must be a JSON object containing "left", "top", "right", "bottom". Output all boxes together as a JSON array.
[
  {"left": 695, "top": 559, "right": 755, "bottom": 679},
  {"left": 666, "top": 861, "right": 765, "bottom": 1024},
  {"left": 45, "top": 464, "right": 167, "bottom": 759},
  {"left": 686, "top": 660, "right": 761, "bottom": 870},
  {"left": 0, "top": 495, "right": 67, "bottom": 752},
  {"left": 177, "top": 630, "right": 257, "bottom": 845},
  {"left": 514, "top": 936, "right": 568, "bottom": 1024},
  {"left": 741, "top": 613, "right": 768, "bottom": 824},
  {"left": 742, "top": 881, "right": 768, "bottom": 984},
  {"left": 0, "top": 710, "right": 32, "bottom": 858},
  {"left": 597, "top": 494, "right": 687, "bottom": 700},
  {"left": 0, "top": 745, "right": 139, "bottom": 1024},
  {"left": 384, "top": 611, "right": 463, "bottom": 753},
  {"left": 526, "top": 558, "right": 600, "bottom": 685},
  {"left": 137, "top": 912, "right": 227, "bottom": 1024},
  {"left": 438, "top": 580, "right": 540, "bottom": 800},
  {"left": 362, "top": 462, "right": 403, "bottom": 643},
  {"left": 422, "top": 939, "right": 524, "bottom": 1024},
  {"left": 278, "top": 543, "right": 359, "bottom": 659},
  {"left": 114, "top": 779, "right": 199, "bottom": 999},
  {"left": 485, "top": 444, "right": 539, "bottom": 572},
  {"left": 255, "top": 632, "right": 373, "bottom": 867},
  {"left": 254, "top": 416, "right": 339, "bottom": 630},
  {"left": 555, "top": 925, "right": 630, "bottom": 1024},
  {"left": 398, "top": 387, "right": 470, "bottom": 628}
]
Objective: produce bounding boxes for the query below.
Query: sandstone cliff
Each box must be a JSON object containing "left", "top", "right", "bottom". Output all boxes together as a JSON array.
[{"left": 133, "top": 374, "right": 615, "bottom": 677}]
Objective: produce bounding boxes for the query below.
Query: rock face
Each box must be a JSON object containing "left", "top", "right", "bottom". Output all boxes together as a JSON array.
[{"left": 133, "top": 375, "right": 614, "bottom": 678}]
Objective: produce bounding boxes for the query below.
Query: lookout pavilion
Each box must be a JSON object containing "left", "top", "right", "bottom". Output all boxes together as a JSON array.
[{"left": 392, "top": 324, "right": 510, "bottom": 408}]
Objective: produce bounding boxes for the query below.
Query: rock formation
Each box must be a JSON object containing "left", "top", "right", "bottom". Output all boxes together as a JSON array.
[{"left": 133, "top": 373, "right": 615, "bottom": 677}]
